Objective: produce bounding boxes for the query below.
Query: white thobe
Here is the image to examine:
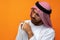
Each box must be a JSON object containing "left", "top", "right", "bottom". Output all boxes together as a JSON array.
[{"left": 16, "top": 20, "right": 55, "bottom": 40}]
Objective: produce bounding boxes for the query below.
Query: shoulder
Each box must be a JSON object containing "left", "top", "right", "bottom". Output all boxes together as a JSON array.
[
  {"left": 18, "top": 20, "right": 31, "bottom": 28},
  {"left": 39, "top": 25, "right": 55, "bottom": 36},
  {"left": 37, "top": 27, "right": 55, "bottom": 40},
  {"left": 38, "top": 26, "right": 55, "bottom": 38},
  {"left": 19, "top": 20, "right": 30, "bottom": 25},
  {"left": 41, "top": 25, "right": 55, "bottom": 33},
  {"left": 41, "top": 26, "right": 55, "bottom": 36},
  {"left": 24, "top": 20, "right": 31, "bottom": 23},
  {"left": 47, "top": 27, "right": 55, "bottom": 33},
  {"left": 45, "top": 27, "right": 55, "bottom": 34}
]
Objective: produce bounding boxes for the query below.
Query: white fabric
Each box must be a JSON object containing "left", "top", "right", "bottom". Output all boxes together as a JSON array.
[{"left": 16, "top": 20, "right": 55, "bottom": 40}]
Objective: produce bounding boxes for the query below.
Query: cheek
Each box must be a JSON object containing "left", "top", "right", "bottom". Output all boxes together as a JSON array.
[{"left": 36, "top": 16, "right": 41, "bottom": 21}]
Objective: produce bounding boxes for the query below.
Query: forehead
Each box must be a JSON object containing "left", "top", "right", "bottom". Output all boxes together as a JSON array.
[{"left": 31, "top": 8, "right": 38, "bottom": 13}]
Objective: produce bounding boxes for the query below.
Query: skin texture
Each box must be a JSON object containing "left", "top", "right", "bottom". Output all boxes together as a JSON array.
[
  {"left": 22, "top": 8, "right": 43, "bottom": 39},
  {"left": 22, "top": 22, "right": 33, "bottom": 39},
  {"left": 31, "top": 8, "right": 43, "bottom": 26}
]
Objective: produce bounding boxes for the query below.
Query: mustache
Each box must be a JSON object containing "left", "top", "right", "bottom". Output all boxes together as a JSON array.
[{"left": 31, "top": 17, "right": 35, "bottom": 20}]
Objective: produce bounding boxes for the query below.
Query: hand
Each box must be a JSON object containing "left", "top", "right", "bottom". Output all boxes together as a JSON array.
[{"left": 22, "top": 22, "right": 33, "bottom": 39}]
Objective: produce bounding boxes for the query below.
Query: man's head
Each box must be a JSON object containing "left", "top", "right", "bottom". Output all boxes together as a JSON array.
[
  {"left": 30, "top": 8, "right": 43, "bottom": 25},
  {"left": 30, "top": 1, "right": 52, "bottom": 27}
]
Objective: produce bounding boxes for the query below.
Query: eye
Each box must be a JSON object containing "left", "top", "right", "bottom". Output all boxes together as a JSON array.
[{"left": 36, "top": 13, "right": 39, "bottom": 16}]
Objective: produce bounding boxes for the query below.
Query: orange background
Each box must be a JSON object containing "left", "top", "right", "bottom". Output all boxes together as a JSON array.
[{"left": 0, "top": 0, "right": 60, "bottom": 40}]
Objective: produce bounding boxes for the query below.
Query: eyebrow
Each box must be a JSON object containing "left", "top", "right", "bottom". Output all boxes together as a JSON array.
[
  {"left": 34, "top": 10, "right": 39, "bottom": 16},
  {"left": 31, "top": 8, "right": 39, "bottom": 16}
]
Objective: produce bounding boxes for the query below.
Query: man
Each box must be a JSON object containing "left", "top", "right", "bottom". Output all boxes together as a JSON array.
[{"left": 16, "top": 1, "right": 55, "bottom": 40}]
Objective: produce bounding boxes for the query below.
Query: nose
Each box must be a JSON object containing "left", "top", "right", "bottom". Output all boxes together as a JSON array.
[{"left": 32, "top": 13, "right": 36, "bottom": 18}]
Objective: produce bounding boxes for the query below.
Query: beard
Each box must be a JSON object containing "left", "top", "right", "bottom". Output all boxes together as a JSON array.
[{"left": 31, "top": 17, "right": 43, "bottom": 26}]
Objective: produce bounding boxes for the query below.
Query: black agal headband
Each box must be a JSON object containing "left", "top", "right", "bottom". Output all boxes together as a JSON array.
[{"left": 35, "top": 1, "right": 52, "bottom": 14}]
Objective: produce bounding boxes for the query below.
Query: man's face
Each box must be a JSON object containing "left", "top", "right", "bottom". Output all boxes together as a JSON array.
[{"left": 31, "top": 8, "right": 42, "bottom": 25}]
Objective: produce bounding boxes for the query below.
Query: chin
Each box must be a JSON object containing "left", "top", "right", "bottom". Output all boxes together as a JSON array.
[
  {"left": 31, "top": 20, "right": 39, "bottom": 25},
  {"left": 31, "top": 19, "right": 43, "bottom": 25}
]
